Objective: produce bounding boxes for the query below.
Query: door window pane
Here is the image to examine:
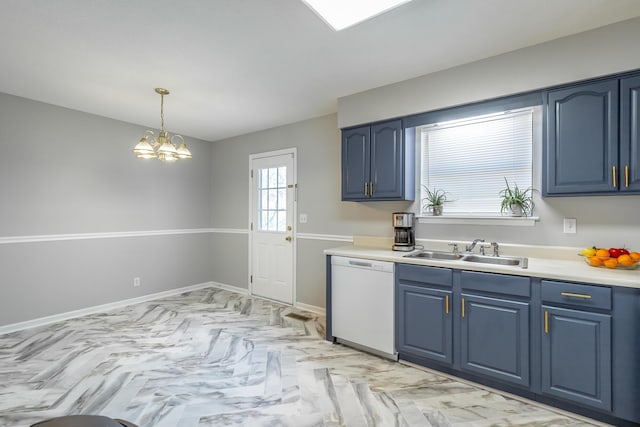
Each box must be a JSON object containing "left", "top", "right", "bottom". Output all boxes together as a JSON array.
[
  {"left": 277, "top": 167, "right": 287, "bottom": 187},
  {"left": 257, "top": 166, "right": 287, "bottom": 231}
]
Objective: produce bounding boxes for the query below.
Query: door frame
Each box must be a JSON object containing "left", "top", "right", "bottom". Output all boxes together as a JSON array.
[{"left": 247, "top": 147, "right": 298, "bottom": 305}]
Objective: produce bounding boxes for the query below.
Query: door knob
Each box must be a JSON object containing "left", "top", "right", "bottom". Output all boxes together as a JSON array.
[{"left": 285, "top": 236, "right": 292, "bottom": 241}]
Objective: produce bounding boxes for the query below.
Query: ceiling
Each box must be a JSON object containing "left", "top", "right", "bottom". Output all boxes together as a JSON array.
[{"left": 1, "top": 0, "right": 640, "bottom": 142}]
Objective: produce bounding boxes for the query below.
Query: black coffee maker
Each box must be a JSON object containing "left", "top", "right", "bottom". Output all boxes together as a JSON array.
[{"left": 392, "top": 212, "right": 415, "bottom": 251}]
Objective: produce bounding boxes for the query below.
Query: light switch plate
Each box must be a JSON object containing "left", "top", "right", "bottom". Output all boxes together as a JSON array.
[
  {"left": 299, "top": 213, "right": 308, "bottom": 224},
  {"left": 563, "top": 218, "right": 577, "bottom": 234}
]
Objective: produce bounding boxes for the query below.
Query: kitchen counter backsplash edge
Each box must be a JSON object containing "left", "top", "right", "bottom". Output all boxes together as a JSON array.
[{"left": 325, "top": 237, "right": 639, "bottom": 289}]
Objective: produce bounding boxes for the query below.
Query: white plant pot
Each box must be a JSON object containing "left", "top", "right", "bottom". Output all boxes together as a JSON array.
[{"left": 510, "top": 204, "right": 524, "bottom": 217}]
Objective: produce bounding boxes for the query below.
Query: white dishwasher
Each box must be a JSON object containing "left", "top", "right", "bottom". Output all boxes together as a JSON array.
[{"left": 331, "top": 256, "right": 396, "bottom": 360}]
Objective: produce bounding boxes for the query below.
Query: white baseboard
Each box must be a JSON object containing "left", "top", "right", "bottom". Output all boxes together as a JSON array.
[
  {"left": 209, "top": 282, "right": 250, "bottom": 295},
  {"left": 0, "top": 282, "right": 215, "bottom": 335},
  {"left": 294, "top": 301, "right": 326, "bottom": 316}
]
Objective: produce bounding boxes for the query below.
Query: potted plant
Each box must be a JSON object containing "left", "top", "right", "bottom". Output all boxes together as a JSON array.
[
  {"left": 499, "top": 178, "right": 534, "bottom": 217},
  {"left": 422, "top": 186, "right": 449, "bottom": 216}
]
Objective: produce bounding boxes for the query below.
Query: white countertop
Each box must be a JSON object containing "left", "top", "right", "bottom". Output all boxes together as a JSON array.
[{"left": 324, "top": 237, "right": 640, "bottom": 290}]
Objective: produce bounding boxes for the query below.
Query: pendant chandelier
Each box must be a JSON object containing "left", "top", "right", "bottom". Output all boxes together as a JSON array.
[{"left": 132, "top": 88, "right": 192, "bottom": 162}]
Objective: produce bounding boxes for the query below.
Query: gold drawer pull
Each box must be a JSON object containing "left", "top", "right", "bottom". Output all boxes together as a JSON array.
[
  {"left": 445, "top": 295, "right": 449, "bottom": 314},
  {"left": 626, "top": 165, "right": 629, "bottom": 188},
  {"left": 613, "top": 165, "right": 617, "bottom": 188},
  {"left": 369, "top": 180, "right": 373, "bottom": 197},
  {"left": 461, "top": 297, "right": 465, "bottom": 318},
  {"left": 544, "top": 311, "right": 549, "bottom": 334},
  {"left": 560, "top": 292, "right": 592, "bottom": 299}
]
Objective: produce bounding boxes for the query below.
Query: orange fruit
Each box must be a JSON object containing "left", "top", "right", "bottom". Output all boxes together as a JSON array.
[
  {"left": 603, "top": 258, "right": 618, "bottom": 268},
  {"left": 630, "top": 252, "right": 640, "bottom": 261},
  {"left": 596, "top": 249, "right": 610, "bottom": 259},
  {"left": 618, "top": 254, "right": 635, "bottom": 267},
  {"left": 589, "top": 257, "right": 604, "bottom": 267}
]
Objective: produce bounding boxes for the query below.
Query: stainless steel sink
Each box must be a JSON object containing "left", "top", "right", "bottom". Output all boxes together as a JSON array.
[
  {"left": 461, "top": 254, "right": 528, "bottom": 268},
  {"left": 404, "top": 250, "right": 528, "bottom": 268},
  {"left": 403, "top": 251, "right": 464, "bottom": 261}
]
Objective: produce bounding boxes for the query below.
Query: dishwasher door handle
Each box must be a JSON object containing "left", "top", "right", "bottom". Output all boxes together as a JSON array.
[{"left": 348, "top": 260, "right": 373, "bottom": 268}]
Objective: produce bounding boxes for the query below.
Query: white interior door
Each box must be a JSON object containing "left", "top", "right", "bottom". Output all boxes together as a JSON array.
[{"left": 250, "top": 150, "right": 296, "bottom": 304}]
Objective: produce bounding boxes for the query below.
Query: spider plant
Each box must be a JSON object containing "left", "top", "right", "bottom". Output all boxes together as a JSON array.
[
  {"left": 422, "top": 186, "right": 450, "bottom": 215},
  {"left": 499, "top": 178, "right": 534, "bottom": 217}
]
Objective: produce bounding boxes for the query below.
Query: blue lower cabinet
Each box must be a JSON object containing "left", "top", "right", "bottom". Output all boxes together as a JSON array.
[
  {"left": 397, "top": 283, "right": 453, "bottom": 364},
  {"left": 541, "top": 305, "right": 612, "bottom": 411},
  {"left": 460, "top": 294, "right": 530, "bottom": 387}
]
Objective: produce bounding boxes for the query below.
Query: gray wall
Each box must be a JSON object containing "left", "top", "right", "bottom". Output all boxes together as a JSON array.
[{"left": 0, "top": 93, "right": 214, "bottom": 325}]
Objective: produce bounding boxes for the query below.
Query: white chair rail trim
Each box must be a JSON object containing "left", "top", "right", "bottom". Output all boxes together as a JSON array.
[
  {"left": 0, "top": 228, "right": 254, "bottom": 245},
  {"left": 296, "top": 233, "right": 353, "bottom": 242},
  {"left": 0, "top": 229, "right": 352, "bottom": 245}
]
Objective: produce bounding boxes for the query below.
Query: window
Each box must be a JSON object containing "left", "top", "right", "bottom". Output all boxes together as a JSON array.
[
  {"left": 258, "top": 166, "right": 287, "bottom": 231},
  {"left": 418, "top": 107, "right": 535, "bottom": 216}
]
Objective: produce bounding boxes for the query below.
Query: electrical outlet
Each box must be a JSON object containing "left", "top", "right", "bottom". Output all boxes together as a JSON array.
[
  {"left": 563, "top": 218, "right": 577, "bottom": 234},
  {"left": 299, "top": 213, "right": 308, "bottom": 224},
  {"left": 133, "top": 277, "right": 141, "bottom": 287}
]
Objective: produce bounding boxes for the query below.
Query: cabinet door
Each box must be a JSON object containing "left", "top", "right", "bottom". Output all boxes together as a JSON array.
[
  {"left": 397, "top": 283, "right": 452, "bottom": 365},
  {"left": 541, "top": 306, "right": 611, "bottom": 411},
  {"left": 620, "top": 75, "right": 640, "bottom": 192},
  {"left": 370, "top": 120, "right": 404, "bottom": 199},
  {"left": 460, "top": 294, "right": 530, "bottom": 387},
  {"left": 545, "top": 80, "right": 619, "bottom": 195},
  {"left": 341, "top": 126, "right": 370, "bottom": 200}
]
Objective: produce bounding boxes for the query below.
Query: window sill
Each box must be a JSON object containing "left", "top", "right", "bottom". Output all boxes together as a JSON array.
[{"left": 417, "top": 215, "right": 539, "bottom": 226}]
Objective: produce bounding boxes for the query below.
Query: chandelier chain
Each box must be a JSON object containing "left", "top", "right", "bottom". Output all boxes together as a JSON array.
[{"left": 160, "top": 94, "right": 165, "bottom": 131}]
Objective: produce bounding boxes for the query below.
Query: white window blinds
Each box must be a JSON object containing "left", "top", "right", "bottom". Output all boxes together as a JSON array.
[{"left": 420, "top": 108, "right": 533, "bottom": 215}]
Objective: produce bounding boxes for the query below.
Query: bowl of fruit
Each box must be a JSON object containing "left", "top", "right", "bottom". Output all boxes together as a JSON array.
[{"left": 581, "top": 247, "right": 640, "bottom": 269}]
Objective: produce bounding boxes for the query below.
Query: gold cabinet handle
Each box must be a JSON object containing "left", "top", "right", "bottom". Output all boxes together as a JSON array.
[
  {"left": 445, "top": 295, "right": 449, "bottom": 315},
  {"left": 285, "top": 236, "right": 292, "bottom": 242},
  {"left": 613, "top": 165, "right": 617, "bottom": 188},
  {"left": 369, "top": 180, "right": 373, "bottom": 197},
  {"left": 544, "top": 311, "right": 549, "bottom": 334},
  {"left": 461, "top": 297, "right": 465, "bottom": 318},
  {"left": 626, "top": 165, "right": 629, "bottom": 188},
  {"left": 364, "top": 182, "right": 368, "bottom": 196},
  {"left": 560, "top": 292, "right": 592, "bottom": 299}
]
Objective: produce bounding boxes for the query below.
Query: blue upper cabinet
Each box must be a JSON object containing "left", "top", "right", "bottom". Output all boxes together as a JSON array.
[
  {"left": 620, "top": 75, "right": 640, "bottom": 192},
  {"left": 544, "top": 80, "right": 619, "bottom": 195},
  {"left": 341, "top": 119, "right": 414, "bottom": 201},
  {"left": 371, "top": 122, "right": 403, "bottom": 198},
  {"left": 342, "top": 126, "right": 370, "bottom": 199}
]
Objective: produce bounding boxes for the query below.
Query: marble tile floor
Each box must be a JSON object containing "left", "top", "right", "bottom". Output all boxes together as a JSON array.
[{"left": 0, "top": 287, "right": 608, "bottom": 427}]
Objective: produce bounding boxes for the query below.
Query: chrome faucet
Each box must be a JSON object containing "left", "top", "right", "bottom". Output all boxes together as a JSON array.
[
  {"left": 465, "top": 239, "right": 485, "bottom": 252},
  {"left": 490, "top": 241, "right": 500, "bottom": 257}
]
